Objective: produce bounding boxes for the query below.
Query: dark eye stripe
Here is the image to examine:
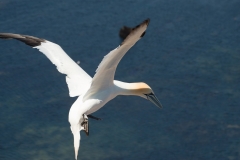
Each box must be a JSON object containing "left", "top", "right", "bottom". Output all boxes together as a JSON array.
[{"left": 144, "top": 92, "right": 154, "bottom": 96}]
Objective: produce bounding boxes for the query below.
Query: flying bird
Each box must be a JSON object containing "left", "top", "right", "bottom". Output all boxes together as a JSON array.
[{"left": 0, "top": 19, "right": 162, "bottom": 160}]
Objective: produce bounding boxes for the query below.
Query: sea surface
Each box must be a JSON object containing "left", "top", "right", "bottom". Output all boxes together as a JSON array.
[{"left": 0, "top": 0, "right": 240, "bottom": 160}]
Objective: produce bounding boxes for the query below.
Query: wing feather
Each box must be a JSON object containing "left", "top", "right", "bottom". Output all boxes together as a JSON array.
[
  {"left": 83, "top": 19, "right": 150, "bottom": 100},
  {"left": 0, "top": 33, "right": 92, "bottom": 97}
]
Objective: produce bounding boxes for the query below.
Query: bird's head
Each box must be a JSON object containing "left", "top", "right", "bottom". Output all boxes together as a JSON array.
[{"left": 132, "top": 82, "right": 163, "bottom": 109}]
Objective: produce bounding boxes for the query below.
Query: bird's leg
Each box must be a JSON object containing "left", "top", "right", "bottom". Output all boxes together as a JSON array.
[
  {"left": 88, "top": 114, "right": 101, "bottom": 120},
  {"left": 81, "top": 114, "right": 89, "bottom": 136},
  {"left": 80, "top": 114, "right": 100, "bottom": 136}
]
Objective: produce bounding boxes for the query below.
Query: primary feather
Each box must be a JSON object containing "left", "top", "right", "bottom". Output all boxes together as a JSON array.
[{"left": 0, "top": 33, "right": 92, "bottom": 97}]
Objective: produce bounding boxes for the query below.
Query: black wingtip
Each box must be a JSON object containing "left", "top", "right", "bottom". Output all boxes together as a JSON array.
[
  {"left": 119, "top": 18, "right": 150, "bottom": 40},
  {"left": 144, "top": 18, "right": 150, "bottom": 26},
  {"left": 119, "top": 26, "right": 132, "bottom": 40},
  {"left": 0, "top": 33, "right": 45, "bottom": 47}
]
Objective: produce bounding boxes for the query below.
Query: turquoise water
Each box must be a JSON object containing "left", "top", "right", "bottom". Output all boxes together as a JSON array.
[{"left": 0, "top": 0, "right": 240, "bottom": 159}]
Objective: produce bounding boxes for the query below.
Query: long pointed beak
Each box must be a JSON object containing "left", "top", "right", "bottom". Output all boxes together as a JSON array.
[{"left": 146, "top": 93, "right": 163, "bottom": 109}]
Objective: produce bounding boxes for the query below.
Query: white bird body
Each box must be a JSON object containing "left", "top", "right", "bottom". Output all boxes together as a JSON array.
[{"left": 0, "top": 19, "right": 163, "bottom": 160}]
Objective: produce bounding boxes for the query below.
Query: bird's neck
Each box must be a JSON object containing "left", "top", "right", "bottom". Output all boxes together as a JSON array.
[{"left": 113, "top": 80, "right": 148, "bottom": 96}]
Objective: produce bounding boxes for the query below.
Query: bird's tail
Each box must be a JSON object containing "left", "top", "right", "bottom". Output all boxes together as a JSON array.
[{"left": 70, "top": 125, "right": 81, "bottom": 160}]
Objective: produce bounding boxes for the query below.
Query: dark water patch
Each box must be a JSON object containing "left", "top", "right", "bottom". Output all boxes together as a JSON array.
[{"left": 0, "top": 0, "right": 240, "bottom": 160}]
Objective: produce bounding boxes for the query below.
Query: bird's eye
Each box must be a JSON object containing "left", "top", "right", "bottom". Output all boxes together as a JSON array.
[
  {"left": 144, "top": 92, "right": 154, "bottom": 98},
  {"left": 144, "top": 92, "right": 163, "bottom": 109}
]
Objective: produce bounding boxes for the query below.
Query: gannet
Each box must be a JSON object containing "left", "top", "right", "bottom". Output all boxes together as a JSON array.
[{"left": 0, "top": 19, "right": 162, "bottom": 160}]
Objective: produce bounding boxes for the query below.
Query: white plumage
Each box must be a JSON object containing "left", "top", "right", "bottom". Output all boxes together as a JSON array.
[
  {"left": 0, "top": 19, "right": 162, "bottom": 160},
  {"left": 34, "top": 41, "right": 92, "bottom": 97}
]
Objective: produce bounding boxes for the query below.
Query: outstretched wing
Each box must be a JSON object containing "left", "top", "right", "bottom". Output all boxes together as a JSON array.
[
  {"left": 83, "top": 19, "right": 150, "bottom": 101},
  {"left": 0, "top": 33, "right": 92, "bottom": 97}
]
